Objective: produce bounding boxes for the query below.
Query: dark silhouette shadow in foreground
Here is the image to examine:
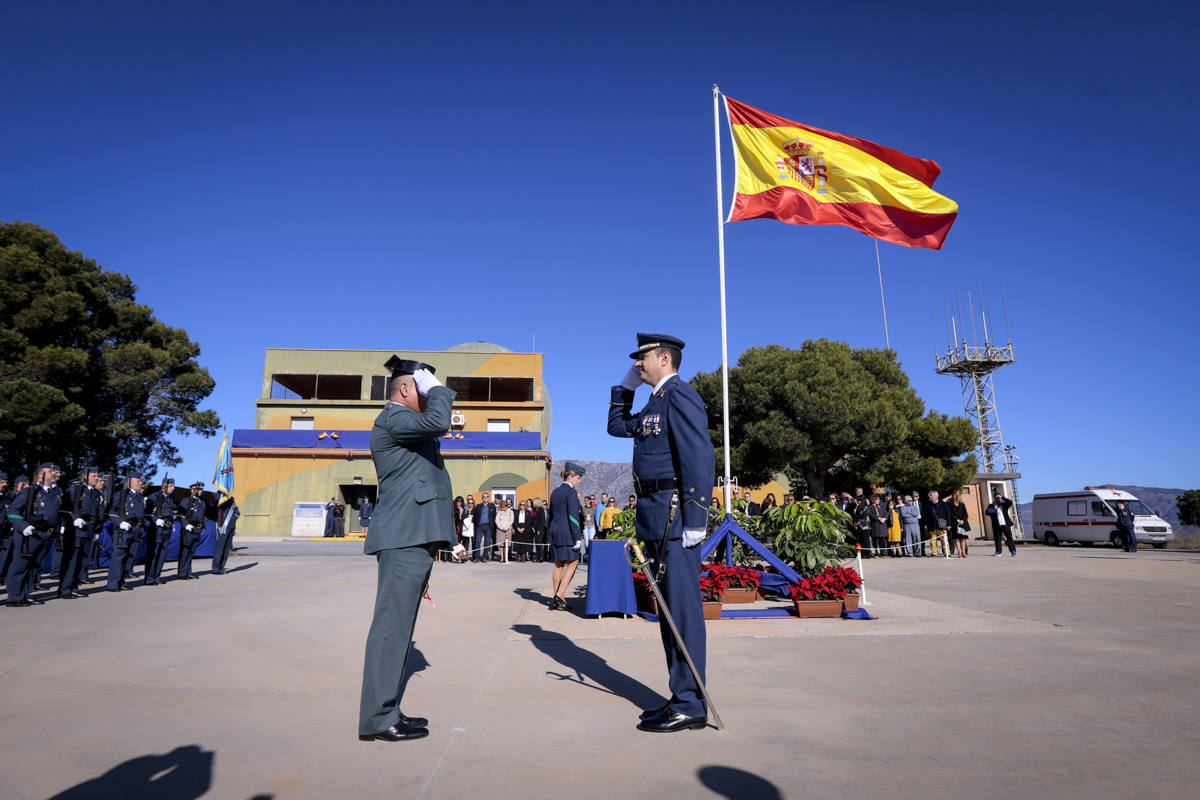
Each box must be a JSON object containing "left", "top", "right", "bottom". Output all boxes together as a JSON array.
[
  {"left": 514, "top": 586, "right": 554, "bottom": 606},
  {"left": 698, "top": 765, "right": 784, "bottom": 800},
  {"left": 399, "top": 641, "right": 429, "bottom": 698},
  {"left": 48, "top": 744, "right": 217, "bottom": 800},
  {"left": 511, "top": 623, "right": 663, "bottom": 710}
]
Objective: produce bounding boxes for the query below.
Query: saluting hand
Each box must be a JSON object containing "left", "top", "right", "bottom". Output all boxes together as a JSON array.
[
  {"left": 619, "top": 364, "right": 641, "bottom": 391},
  {"left": 412, "top": 368, "right": 441, "bottom": 397}
]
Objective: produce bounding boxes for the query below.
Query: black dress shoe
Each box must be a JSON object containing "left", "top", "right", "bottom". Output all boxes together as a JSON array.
[
  {"left": 29, "top": 598, "right": 45, "bottom": 605},
  {"left": 358, "top": 721, "right": 429, "bottom": 742},
  {"left": 121, "top": 586, "right": 134, "bottom": 591},
  {"left": 399, "top": 712, "right": 429, "bottom": 727},
  {"left": 552, "top": 596, "right": 567, "bottom": 610},
  {"left": 636, "top": 711, "right": 707, "bottom": 733},
  {"left": 639, "top": 703, "right": 670, "bottom": 720},
  {"left": 6, "top": 601, "right": 27, "bottom": 607}
]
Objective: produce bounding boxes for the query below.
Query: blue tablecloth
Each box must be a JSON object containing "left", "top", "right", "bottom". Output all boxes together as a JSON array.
[{"left": 584, "top": 540, "right": 638, "bottom": 616}]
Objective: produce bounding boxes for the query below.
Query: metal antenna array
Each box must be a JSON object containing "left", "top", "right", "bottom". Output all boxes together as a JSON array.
[{"left": 932, "top": 285, "right": 1015, "bottom": 473}]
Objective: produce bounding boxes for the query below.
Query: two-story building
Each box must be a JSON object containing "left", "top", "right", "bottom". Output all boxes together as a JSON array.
[{"left": 232, "top": 342, "right": 552, "bottom": 536}]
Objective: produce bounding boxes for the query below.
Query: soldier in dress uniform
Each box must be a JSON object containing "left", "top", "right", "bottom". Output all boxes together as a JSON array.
[
  {"left": 212, "top": 495, "right": 239, "bottom": 574},
  {"left": 608, "top": 333, "right": 716, "bottom": 733},
  {"left": 358, "top": 356, "right": 455, "bottom": 743},
  {"left": 106, "top": 472, "right": 147, "bottom": 591},
  {"left": 144, "top": 478, "right": 179, "bottom": 585},
  {"left": 6, "top": 463, "right": 65, "bottom": 606},
  {"left": 59, "top": 466, "right": 102, "bottom": 598},
  {"left": 176, "top": 481, "right": 207, "bottom": 579}
]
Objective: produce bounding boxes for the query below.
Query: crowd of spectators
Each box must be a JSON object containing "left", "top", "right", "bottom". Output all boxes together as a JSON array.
[{"left": 707, "top": 486, "right": 1001, "bottom": 559}]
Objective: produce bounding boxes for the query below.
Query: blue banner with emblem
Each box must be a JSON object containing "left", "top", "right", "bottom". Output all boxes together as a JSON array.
[{"left": 212, "top": 429, "right": 234, "bottom": 501}]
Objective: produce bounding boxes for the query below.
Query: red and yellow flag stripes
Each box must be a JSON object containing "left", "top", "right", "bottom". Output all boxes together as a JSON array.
[{"left": 725, "top": 96, "right": 958, "bottom": 249}]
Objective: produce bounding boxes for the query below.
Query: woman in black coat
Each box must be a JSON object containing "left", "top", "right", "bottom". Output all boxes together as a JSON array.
[
  {"left": 868, "top": 494, "right": 890, "bottom": 556},
  {"left": 948, "top": 490, "right": 970, "bottom": 558}
]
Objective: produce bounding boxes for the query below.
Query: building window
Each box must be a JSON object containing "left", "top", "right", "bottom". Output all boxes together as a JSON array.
[
  {"left": 444, "top": 376, "right": 534, "bottom": 402},
  {"left": 291, "top": 417, "right": 314, "bottom": 430},
  {"left": 370, "top": 375, "right": 387, "bottom": 401},
  {"left": 270, "top": 374, "right": 363, "bottom": 400},
  {"left": 487, "top": 419, "right": 511, "bottom": 432}
]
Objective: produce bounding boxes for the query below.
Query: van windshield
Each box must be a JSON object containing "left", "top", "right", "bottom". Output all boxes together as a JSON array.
[{"left": 1120, "top": 500, "right": 1154, "bottom": 516}]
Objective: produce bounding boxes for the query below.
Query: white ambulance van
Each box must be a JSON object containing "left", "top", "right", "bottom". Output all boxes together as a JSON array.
[{"left": 1032, "top": 487, "right": 1174, "bottom": 548}]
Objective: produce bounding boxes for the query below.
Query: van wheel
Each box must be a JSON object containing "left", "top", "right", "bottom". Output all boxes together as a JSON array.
[
  {"left": 1110, "top": 532, "right": 1123, "bottom": 548},
  {"left": 1043, "top": 532, "right": 1059, "bottom": 546}
]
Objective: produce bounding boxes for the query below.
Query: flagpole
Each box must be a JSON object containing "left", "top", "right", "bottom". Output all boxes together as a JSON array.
[
  {"left": 713, "top": 84, "right": 732, "bottom": 510},
  {"left": 875, "top": 239, "right": 890, "bottom": 350}
]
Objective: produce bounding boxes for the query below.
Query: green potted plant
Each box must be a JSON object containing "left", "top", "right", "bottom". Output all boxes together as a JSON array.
[{"left": 759, "top": 500, "right": 854, "bottom": 578}]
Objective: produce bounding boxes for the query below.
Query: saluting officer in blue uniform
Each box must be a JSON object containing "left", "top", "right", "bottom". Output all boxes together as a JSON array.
[
  {"left": 106, "top": 473, "right": 147, "bottom": 591},
  {"left": 177, "top": 482, "right": 208, "bottom": 579},
  {"left": 145, "top": 478, "right": 179, "bottom": 585},
  {"left": 608, "top": 333, "right": 716, "bottom": 733},
  {"left": 60, "top": 466, "right": 102, "bottom": 598},
  {"left": 6, "top": 463, "right": 65, "bottom": 606}
]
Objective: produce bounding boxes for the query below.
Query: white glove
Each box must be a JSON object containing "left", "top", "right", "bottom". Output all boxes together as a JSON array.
[
  {"left": 73, "top": 517, "right": 86, "bottom": 529},
  {"left": 119, "top": 521, "right": 131, "bottom": 531},
  {"left": 619, "top": 364, "right": 641, "bottom": 391},
  {"left": 93, "top": 533, "right": 100, "bottom": 541},
  {"left": 156, "top": 518, "right": 166, "bottom": 528},
  {"left": 22, "top": 525, "right": 34, "bottom": 536},
  {"left": 572, "top": 539, "right": 583, "bottom": 552},
  {"left": 682, "top": 527, "right": 706, "bottom": 548},
  {"left": 185, "top": 524, "right": 195, "bottom": 532},
  {"left": 412, "top": 368, "right": 441, "bottom": 396}
]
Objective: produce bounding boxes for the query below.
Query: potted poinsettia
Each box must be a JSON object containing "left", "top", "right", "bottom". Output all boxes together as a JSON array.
[
  {"left": 788, "top": 569, "right": 846, "bottom": 618},
  {"left": 824, "top": 565, "right": 864, "bottom": 611},
  {"left": 632, "top": 571, "right": 657, "bottom": 614},
  {"left": 699, "top": 572, "right": 727, "bottom": 620},
  {"left": 704, "top": 563, "right": 761, "bottom": 603}
]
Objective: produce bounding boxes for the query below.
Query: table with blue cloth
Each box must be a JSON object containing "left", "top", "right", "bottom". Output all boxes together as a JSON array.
[{"left": 584, "top": 539, "right": 638, "bottom": 616}]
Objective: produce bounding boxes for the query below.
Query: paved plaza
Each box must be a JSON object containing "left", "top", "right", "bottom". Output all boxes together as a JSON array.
[{"left": 1, "top": 542, "right": 1197, "bottom": 800}]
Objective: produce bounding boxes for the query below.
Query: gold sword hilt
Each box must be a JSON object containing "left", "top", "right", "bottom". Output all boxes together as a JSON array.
[{"left": 625, "top": 538, "right": 649, "bottom": 569}]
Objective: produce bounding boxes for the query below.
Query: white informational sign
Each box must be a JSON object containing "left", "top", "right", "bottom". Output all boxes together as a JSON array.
[{"left": 292, "top": 502, "right": 327, "bottom": 537}]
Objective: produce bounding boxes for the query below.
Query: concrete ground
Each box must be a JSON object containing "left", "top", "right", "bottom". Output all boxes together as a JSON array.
[{"left": 1, "top": 543, "right": 1197, "bottom": 800}]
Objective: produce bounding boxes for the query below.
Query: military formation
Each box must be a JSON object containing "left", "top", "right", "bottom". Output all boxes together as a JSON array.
[{"left": 2, "top": 463, "right": 239, "bottom": 608}]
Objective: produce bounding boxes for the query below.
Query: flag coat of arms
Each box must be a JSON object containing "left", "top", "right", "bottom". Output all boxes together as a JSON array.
[{"left": 725, "top": 96, "right": 958, "bottom": 249}]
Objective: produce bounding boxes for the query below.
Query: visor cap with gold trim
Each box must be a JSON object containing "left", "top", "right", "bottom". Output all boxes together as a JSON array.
[{"left": 628, "top": 332, "right": 685, "bottom": 360}]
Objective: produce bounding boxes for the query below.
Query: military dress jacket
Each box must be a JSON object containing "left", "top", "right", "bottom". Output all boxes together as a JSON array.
[
  {"left": 178, "top": 496, "right": 207, "bottom": 541},
  {"left": 108, "top": 489, "right": 147, "bottom": 532},
  {"left": 608, "top": 374, "right": 716, "bottom": 542},
  {"left": 366, "top": 386, "right": 456, "bottom": 555},
  {"left": 547, "top": 482, "right": 582, "bottom": 548},
  {"left": 71, "top": 485, "right": 105, "bottom": 541},
  {"left": 148, "top": 491, "right": 179, "bottom": 529},
  {"left": 8, "top": 484, "right": 64, "bottom": 533}
]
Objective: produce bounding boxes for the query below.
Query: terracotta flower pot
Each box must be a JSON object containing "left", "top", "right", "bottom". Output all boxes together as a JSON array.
[
  {"left": 722, "top": 587, "right": 758, "bottom": 604},
  {"left": 843, "top": 593, "right": 860, "bottom": 612},
  {"left": 791, "top": 599, "right": 843, "bottom": 618},
  {"left": 702, "top": 600, "right": 723, "bottom": 620}
]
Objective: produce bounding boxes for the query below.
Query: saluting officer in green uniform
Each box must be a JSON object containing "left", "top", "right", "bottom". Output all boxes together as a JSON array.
[{"left": 358, "top": 356, "right": 455, "bottom": 743}]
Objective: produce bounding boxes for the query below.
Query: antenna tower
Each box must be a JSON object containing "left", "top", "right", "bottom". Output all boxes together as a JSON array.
[{"left": 933, "top": 286, "right": 1023, "bottom": 533}]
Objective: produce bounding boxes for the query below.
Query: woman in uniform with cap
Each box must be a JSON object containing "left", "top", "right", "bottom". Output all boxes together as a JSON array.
[{"left": 546, "top": 463, "right": 585, "bottom": 610}]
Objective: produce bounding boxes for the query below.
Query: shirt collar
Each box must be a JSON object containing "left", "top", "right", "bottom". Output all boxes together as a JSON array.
[{"left": 653, "top": 372, "right": 676, "bottom": 393}]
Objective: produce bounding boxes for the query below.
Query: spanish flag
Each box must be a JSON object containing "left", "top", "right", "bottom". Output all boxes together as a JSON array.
[{"left": 725, "top": 96, "right": 958, "bottom": 249}]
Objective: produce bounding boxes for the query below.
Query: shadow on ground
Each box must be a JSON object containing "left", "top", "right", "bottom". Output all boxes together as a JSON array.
[
  {"left": 698, "top": 765, "right": 784, "bottom": 800},
  {"left": 512, "top": 623, "right": 663, "bottom": 710},
  {"left": 45, "top": 744, "right": 239, "bottom": 800}
]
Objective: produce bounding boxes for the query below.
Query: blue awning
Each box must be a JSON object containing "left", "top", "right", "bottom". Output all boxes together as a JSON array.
[{"left": 232, "top": 429, "right": 542, "bottom": 451}]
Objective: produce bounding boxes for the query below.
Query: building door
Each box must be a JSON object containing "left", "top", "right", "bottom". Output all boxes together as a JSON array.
[{"left": 341, "top": 484, "right": 377, "bottom": 534}]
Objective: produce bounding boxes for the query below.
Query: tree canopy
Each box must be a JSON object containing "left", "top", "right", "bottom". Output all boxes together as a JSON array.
[
  {"left": 0, "top": 221, "right": 219, "bottom": 477},
  {"left": 690, "top": 340, "right": 977, "bottom": 498},
  {"left": 1177, "top": 490, "right": 1200, "bottom": 527}
]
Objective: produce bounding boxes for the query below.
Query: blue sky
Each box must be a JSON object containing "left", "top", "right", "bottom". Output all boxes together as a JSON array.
[{"left": 4, "top": 0, "right": 1197, "bottom": 496}]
